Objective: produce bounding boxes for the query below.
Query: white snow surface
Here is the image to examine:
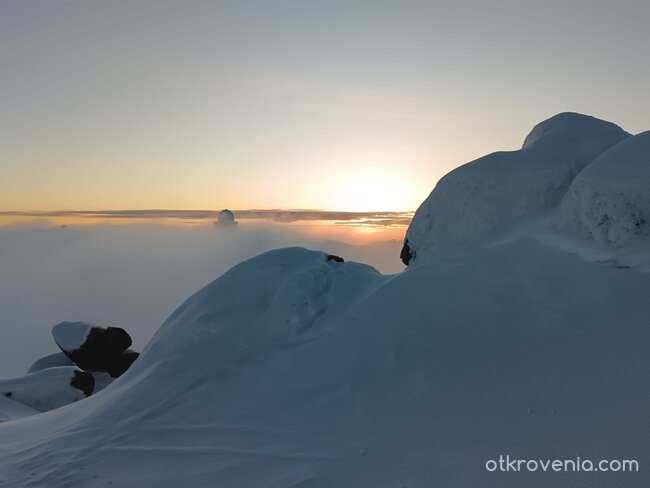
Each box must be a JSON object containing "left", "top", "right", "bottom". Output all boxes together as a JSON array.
[
  {"left": 0, "top": 396, "right": 39, "bottom": 423},
  {"left": 404, "top": 112, "right": 630, "bottom": 264},
  {"left": 0, "top": 366, "right": 89, "bottom": 413},
  {"left": 51, "top": 321, "right": 93, "bottom": 352},
  {"left": 26, "top": 352, "right": 73, "bottom": 374},
  {"left": 91, "top": 372, "right": 114, "bottom": 393},
  {"left": 0, "top": 244, "right": 649, "bottom": 486},
  {"left": 557, "top": 130, "right": 650, "bottom": 246}
]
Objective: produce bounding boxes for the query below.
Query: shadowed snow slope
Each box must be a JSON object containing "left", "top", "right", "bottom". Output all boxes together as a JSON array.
[
  {"left": 557, "top": 131, "right": 650, "bottom": 246},
  {"left": 1, "top": 245, "right": 650, "bottom": 487},
  {"left": 402, "top": 113, "right": 630, "bottom": 265}
]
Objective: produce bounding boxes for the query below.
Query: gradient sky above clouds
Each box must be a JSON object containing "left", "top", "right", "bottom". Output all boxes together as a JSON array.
[{"left": 1, "top": 0, "right": 649, "bottom": 212}]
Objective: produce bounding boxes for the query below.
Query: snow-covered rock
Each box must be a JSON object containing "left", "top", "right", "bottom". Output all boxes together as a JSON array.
[
  {"left": 401, "top": 112, "right": 630, "bottom": 265},
  {"left": 52, "top": 321, "right": 134, "bottom": 377},
  {"left": 557, "top": 131, "right": 650, "bottom": 246},
  {"left": 0, "top": 367, "right": 94, "bottom": 412},
  {"left": 26, "top": 352, "right": 73, "bottom": 373}
]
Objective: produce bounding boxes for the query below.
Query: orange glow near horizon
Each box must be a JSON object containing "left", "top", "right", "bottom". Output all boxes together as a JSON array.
[{"left": 0, "top": 213, "right": 411, "bottom": 245}]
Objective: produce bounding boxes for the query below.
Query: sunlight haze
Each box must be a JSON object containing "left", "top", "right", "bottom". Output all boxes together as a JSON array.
[{"left": 2, "top": 1, "right": 649, "bottom": 211}]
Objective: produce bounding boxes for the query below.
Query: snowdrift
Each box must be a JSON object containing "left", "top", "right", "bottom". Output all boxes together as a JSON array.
[{"left": 1, "top": 112, "right": 649, "bottom": 487}]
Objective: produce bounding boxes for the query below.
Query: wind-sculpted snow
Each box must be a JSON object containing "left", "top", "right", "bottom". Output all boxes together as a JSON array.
[
  {"left": 402, "top": 113, "right": 630, "bottom": 265},
  {"left": 557, "top": 131, "right": 650, "bottom": 246},
  {"left": 1, "top": 245, "right": 650, "bottom": 487}
]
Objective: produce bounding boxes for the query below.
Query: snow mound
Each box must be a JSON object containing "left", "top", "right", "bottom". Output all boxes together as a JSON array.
[
  {"left": 402, "top": 112, "right": 630, "bottom": 265},
  {"left": 557, "top": 131, "right": 650, "bottom": 246}
]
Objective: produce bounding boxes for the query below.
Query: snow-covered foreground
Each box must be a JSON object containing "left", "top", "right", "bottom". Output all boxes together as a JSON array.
[
  {"left": 1, "top": 243, "right": 649, "bottom": 487},
  {"left": 1, "top": 113, "right": 649, "bottom": 487}
]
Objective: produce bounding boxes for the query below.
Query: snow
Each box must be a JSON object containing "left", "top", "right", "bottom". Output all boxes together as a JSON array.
[
  {"left": 0, "top": 241, "right": 649, "bottom": 486},
  {"left": 91, "top": 372, "right": 114, "bottom": 393},
  {"left": 0, "top": 396, "right": 39, "bottom": 423},
  {"left": 0, "top": 366, "right": 91, "bottom": 413},
  {"left": 0, "top": 112, "right": 648, "bottom": 486},
  {"left": 557, "top": 131, "right": 650, "bottom": 246},
  {"left": 51, "top": 321, "right": 92, "bottom": 352},
  {"left": 403, "top": 113, "right": 630, "bottom": 265},
  {"left": 26, "top": 352, "right": 73, "bottom": 373}
]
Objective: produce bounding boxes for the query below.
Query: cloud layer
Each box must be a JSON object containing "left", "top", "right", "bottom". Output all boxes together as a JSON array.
[{"left": 0, "top": 221, "right": 404, "bottom": 376}]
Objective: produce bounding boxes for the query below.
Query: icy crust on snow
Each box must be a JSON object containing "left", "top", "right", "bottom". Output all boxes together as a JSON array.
[
  {"left": 403, "top": 113, "right": 630, "bottom": 265},
  {"left": 557, "top": 131, "right": 650, "bottom": 246}
]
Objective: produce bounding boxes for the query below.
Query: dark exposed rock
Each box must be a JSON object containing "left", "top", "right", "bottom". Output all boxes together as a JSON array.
[
  {"left": 326, "top": 254, "right": 344, "bottom": 263},
  {"left": 105, "top": 350, "right": 140, "bottom": 378},
  {"left": 70, "top": 370, "right": 95, "bottom": 397},
  {"left": 53, "top": 322, "right": 136, "bottom": 378},
  {"left": 400, "top": 239, "right": 413, "bottom": 266}
]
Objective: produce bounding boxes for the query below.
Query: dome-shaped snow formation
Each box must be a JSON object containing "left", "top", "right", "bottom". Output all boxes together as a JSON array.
[
  {"left": 138, "top": 247, "right": 381, "bottom": 373},
  {"left": 557, "top": 131, "right": 650, "bottom": 246},
  {"left": 401, "top": 112, "right": 630, "bottom": 265},
  {"left": 522, "top": 112, "right": 628, "bottom": 152}
]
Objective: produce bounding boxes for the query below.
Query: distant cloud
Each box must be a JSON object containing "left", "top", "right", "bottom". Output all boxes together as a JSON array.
[{"left": 0, "top": 210, "right": 413, "bottom": 227}]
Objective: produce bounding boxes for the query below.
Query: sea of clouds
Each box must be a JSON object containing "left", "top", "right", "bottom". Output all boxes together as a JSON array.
[{"left": 0, "top": 221, "right": 404, "bottom": 376}]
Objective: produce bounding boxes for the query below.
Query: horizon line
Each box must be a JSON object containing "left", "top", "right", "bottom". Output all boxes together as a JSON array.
[{"left": 0, "top": 209, "right": 415, "bottom": 227}]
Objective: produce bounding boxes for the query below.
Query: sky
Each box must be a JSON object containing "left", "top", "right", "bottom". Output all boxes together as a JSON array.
[{"left": 1, "top": 0, "right": 650, "bottom": 212}]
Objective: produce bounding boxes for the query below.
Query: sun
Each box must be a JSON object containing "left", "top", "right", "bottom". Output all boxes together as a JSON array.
[{"left": 328, "top": 170, "right": 411, "bottom": 212}]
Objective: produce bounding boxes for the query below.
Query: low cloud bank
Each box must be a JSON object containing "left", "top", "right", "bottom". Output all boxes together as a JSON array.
[
  {"left": 0, "top": 209, "right": 413, "bottom": 226},
  {"left": 0, "top": 221, "right": 404, "bottom": 376}
]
